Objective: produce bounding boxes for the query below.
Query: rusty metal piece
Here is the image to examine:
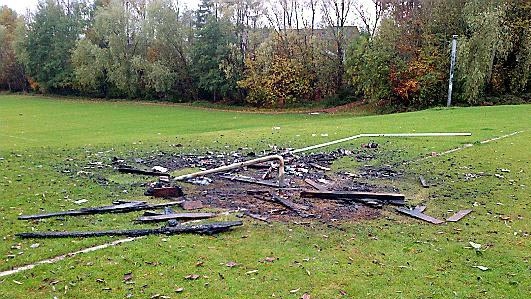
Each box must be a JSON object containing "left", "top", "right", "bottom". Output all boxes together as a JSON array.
[{"left": 446, "top": 209, "right": 472, "bottom": 222}]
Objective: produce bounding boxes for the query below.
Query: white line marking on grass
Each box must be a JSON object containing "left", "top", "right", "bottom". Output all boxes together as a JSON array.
[
  {"left": 0, "top": 134, "right": 38, "bottom": 142},
  {"left": 0, "top": 237, "right": 141, "bottom": 278},
  {"left": 412, "top": 131, "right": 524, "bottom": 164}
]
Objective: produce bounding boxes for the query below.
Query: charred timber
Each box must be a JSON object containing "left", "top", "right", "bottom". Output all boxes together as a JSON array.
[
  {"left": 18, "top": 201, "right": 183, "bottom": 220},
  {"left": 16, "top": 221, "right": 243, "bottom": 238},
  {"left": 301, "top": 190, "right": 405, "bottom": 203}
]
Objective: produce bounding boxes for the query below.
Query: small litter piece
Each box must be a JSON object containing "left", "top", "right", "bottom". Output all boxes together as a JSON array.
[
  {"left": 446, "top": 209, "right": 472, "bottom": 222},
  {"left": 187, "top": 177, "right": 213, "bottom": 186},
  {"left": 419, "top": 176, "right": 429, "bottom": 188},
  {"left": 152, "top": 166, "right": 168, "bottom": 173},
  {"left": 469, "top": 242, "right": 482, "bottom": 250},
  {"left": 472, "top": 265, "right": 489, "bottom": 271}
]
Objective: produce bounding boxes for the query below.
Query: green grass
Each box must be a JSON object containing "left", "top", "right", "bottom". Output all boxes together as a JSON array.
[{"left": 1, "top": 94, "right": 530, "bottom": 298}]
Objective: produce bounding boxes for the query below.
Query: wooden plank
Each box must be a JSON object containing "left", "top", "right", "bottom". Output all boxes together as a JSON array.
[
  {"left": 17, "top": 221, "right": 243, "bottom": 238},
  {"left": 414, "top": 205, "right": 427, "bottom": 213},
  {"left": 18, "top": 201, "right": 183, "bottom": 220},
  {"left": 396, "top": 207, "right": 445, "bottom": 224},
  {"left": 136, "top": 213, "right": 215, "bottom": 223},
  {"left": 303, "top": 179, "right": 328, "bottom": 191},
  {"left": 339, "top": 197, "right": 383, "bottom": 208},
  {"left": 117, "top": 167, "right": 170, "bottom": 176},
  {"left": 270, "top": 193, "right": 309, "bottom": 211},
  {"left": 301, "top": 190, "right": 405, "bottom": 201},
  {"left": 243, "top": 211, "right": 270, "bottom": 223},
  {"left": 446, "top": 209, "right": 472, "bottom": 222}
]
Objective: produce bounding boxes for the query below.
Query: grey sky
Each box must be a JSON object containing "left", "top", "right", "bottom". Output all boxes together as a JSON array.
[{"left": 1, "top": 0, "right": 376, "bottom": 29}]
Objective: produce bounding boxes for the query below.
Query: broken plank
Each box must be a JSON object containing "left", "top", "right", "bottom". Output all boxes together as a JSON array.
[
  {"left": 18, "top": 201, "right": 183, "bottom": 220},
  {"left": 16, "top": 221, "right": 243, "bottom": 238},
  {"left": 117, "top": 167, "right": 170, "bottom": 176},
  {"left": 301, "top": 190, "right": 405, "bottom": 202},
  {"left": 419, "top": 176, "right": 429, "bottom": 188},
  {"left": 446, "top": 209, "right": 472, "bottom": 222},
  {"left": 243, "top": 211, "right": 270, "bottom": 223},
  {"left": 136, "top": 213, "right": 216, "bottom": 223},
  {"left": 396, "top": 207, "right": 445, "bottom": 224},
  {"left": 303, "top": 179, "right": 328, "bottom": 191},
  {"left": 269, "top": 193, "right": 311, "bottom": 218},
  {"left": 413, "top": 205, "right": 427, "bottom": 213}
]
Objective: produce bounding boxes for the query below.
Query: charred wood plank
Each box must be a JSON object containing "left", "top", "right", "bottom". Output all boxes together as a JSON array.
[
  {"left": 446, "top": 209, "right": 472, "bottom": 222},
  {"left": 303, "top": 179, "right": 328, "bottom": 191},
  {"left": 269, "top": 193, "right": 311, "bottom": 217},
  {"left": 18, "top": 201, "right": 183, "bottom": 220},
  {"left": 16, "top": 221, "right": 243, "bottom": 238},
  {"left": 396, "top": 207, "right": 445, "bottom": 224},
  {"left": 117, "top": 167, "right": 170, "bottom": 177},
  {"left": 339, "top": 197, "right": 383, "bottom": 209},
  {"left": 136, "top": 213, "right": 215, "bottom": 223},
  {"left": 301, "top": 190, "right": 405, "bottom": 202},
  {"left": 243, "top": 211, "right": 270, "bottom": 223}
]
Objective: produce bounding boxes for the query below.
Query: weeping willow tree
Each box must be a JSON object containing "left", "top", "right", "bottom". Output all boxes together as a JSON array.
[{"left": 458, "top": 0, "right": 531, "bottom": 104}]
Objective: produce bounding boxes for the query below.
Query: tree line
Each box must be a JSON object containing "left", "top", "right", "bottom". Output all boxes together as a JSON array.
[{"left": 1, "top": 0, "right": 530, "bottom": 109}]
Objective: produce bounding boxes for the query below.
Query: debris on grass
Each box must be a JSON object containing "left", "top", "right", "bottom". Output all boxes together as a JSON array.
[
  {"left": 447, "top": 209, "right": 473, "bottom": 222},
  {"left": 395, "top": 207, "right": 445, "bottom": 225},
  {"left": 17, "top": 221, "right": 243, "bottom": 238},
  {"left": 419, "top": 175, "right": 429, "bottom": 188},
  {"left": 18, "top": 201, "right": 183, "bottom": 220}
]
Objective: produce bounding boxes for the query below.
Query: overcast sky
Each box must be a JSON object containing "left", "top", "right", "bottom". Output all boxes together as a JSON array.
[
  {"left": 1, "top": 0, "right": 375, "bottom": 28},
  {"left": 0, "top": 0, "right": 202, "bottom": 14}
]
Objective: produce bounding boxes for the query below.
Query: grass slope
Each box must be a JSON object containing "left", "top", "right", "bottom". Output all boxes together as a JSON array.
[{"left": 0, "top": 95, "right": 530, "bottom": 298}]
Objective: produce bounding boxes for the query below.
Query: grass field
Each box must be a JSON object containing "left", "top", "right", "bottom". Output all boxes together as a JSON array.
[{"left": 1, "top": 94, "right": 530, "bottom": 298}]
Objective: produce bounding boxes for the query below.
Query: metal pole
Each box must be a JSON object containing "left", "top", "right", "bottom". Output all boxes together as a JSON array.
[
  {"left": 447, "top": 35, "right": 458, "bottom": 107},
  {"left": 175, "top": 155, "right": 286, "bottom": 187}
]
